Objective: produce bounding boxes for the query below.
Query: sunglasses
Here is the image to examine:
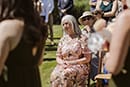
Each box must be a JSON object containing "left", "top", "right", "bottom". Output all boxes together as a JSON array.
[
  {"left": 82, "top": 17, "right": 91, "bottom": 21},
  {"left": 93, "top": 13, "right": 98, "bottom": 15}
]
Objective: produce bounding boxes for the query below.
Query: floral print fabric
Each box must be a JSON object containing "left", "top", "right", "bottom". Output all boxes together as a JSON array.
[{"left": 50, "top": 35, "right": 91, "bottom": 87}]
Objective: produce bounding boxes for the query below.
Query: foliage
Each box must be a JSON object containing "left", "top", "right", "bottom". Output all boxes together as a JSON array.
[{"left": 74, "top": 0, "right": 90, "bottom": 11}]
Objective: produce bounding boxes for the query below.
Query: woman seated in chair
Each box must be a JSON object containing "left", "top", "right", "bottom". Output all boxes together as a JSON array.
[{"left": 50, "top": 15, "right": 91, "bottom": 87}]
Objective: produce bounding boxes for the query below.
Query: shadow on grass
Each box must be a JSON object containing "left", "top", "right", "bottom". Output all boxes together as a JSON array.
[
  {"left": 45, "top": 48, "right": 57, "bottom": 51},
  {"left": 45, "top": 45, "right": 57, "bottom": 51},
  {"left": 48, "top": 37, "right": 61, "bottom": 39},
  {"left": 43, "top": 58, "right": 56, "bottom": 61}
]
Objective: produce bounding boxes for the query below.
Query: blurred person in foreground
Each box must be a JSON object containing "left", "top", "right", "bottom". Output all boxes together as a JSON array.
[
  {"left": 105, "top": 0, "right": 130, "bottom": 86},
  {"left": 0, "top": 0, "right": 47, "bottom": 87}
]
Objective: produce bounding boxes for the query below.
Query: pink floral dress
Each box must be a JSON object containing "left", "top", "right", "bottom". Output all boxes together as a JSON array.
[{"left": 50, "top": 35, "right": 91, "bottom": 87}]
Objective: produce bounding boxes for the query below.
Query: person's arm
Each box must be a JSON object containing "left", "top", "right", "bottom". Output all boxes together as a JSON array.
[
  {"left": 0, "top": 19, "right": 24, "bottom": 75},
  {"left": 64, "top": 37, "right": 92, "bottom": 65},
  {"left": 57, "top": 0, "right": 62, "bottom": 11},
  {"left": 105, "top": 10, "right": 130, "bottom": 75},
  {"left": 56, "top": 50, "right": 64, "bottom": 65},
  {"left": 56, "top": 40, "right": 65, "bottom": 65},
  {"left": 64, "top": 0, "right": 73, "bottom": 12},
  {"left": 56, "top": 56, "right": 64, "bottom": 65},
  {"left": 64, "top": 48, "right": 91, "bottom": 65},
  {"left": 93, "top": 19, "right": 107, "bottom": 31},
  {"left": 103, "top": 0, "right": 118, "bottom": 17},
  {"left": 96, "top": 0, "right": 102, "bottom": 10}
]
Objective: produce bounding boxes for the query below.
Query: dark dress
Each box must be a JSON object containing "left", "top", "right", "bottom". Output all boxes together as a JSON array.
[
  {"left": 58, "top": 0, "right": 74, "bottom": 18},
  {"left": 90, "top": 0, "right": 97, "bottom": 12},
  {"left": 100, "top": 1, "right": 115, "bottom": 22},
  {"left": 0, "top": 33, "right": 42, "bottom": 87},
  {"left": 113, "top": 47, "right": 130, "bottom": 87}
]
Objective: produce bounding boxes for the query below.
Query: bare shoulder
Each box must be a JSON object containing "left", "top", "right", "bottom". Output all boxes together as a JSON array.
[
  {"left": 0, "top": 19, "right": 24, "bottom": 31},
  {"left": 0, "top": 19, "right": 24, "bottom": 37},
  {"left": 0, "top": 19, "right": 24, "bottom": 50}
]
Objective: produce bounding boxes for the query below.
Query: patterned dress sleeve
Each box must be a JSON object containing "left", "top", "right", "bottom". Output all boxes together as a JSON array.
[
  {"left": 80, "top": 35, "right": 92, "bottom": 62},
  {"left": 56, "top": 38, "right": 63, "bottom": 59}
]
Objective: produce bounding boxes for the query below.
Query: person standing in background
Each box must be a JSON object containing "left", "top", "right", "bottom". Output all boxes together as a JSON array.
[
  {"left": 0, "top": 0, "right": 47, "bottom": 87},
  {"left": 96, "top": 0, "right": 118, "bottom": 23},
  {"left": 58, "top": 0, "right": 74, "bottom": 20},
  {"left": 89, "top": 0, "right": 97, "bottom": 12},
  {"left": 40, "top": 0, "right": 55, "bottom": 45}
]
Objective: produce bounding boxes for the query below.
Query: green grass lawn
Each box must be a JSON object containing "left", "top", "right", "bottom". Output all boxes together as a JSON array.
[
  {"left": 39, "top": 25, "right": 62, "bottom": 87},
  {"left": 40, "top": 61, "right": 56, "bottom": 87}
]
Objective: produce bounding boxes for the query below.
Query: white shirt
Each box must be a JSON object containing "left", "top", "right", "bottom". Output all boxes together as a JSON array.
[{"left": 40, "top": 0, "right": 54, "bottom": 23}]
